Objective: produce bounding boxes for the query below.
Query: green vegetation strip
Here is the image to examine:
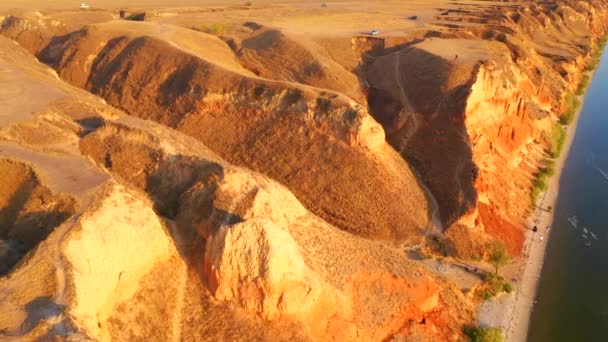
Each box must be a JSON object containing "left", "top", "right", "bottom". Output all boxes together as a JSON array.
[
  {"left": 463, "top": 325, "right": 505, "bottom": 342},
  {"left": 192, "top": 23, "right": 225, "bottom": 35},
  {"left": 532, "top": 34, "right": 607, "bottom": 205}
]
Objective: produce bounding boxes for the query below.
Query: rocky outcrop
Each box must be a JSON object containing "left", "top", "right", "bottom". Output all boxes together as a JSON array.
[
  {"left": 79, "top": 119, "right": 470, "bottom": 341},
  {"left": 201, "top": 170, "right": 459, "bottom": 341},
  {"left": 0, "top": 13, "right": 66, "bottom": 55},
  {"left": 0, "top": 159, "right": 75, "bottom": 275}
]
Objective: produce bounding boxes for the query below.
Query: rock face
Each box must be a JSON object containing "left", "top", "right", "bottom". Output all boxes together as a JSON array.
[
  {"left": 362, "top": 1, "right": 608, "bottom": 255},
  {"left": 26, "top": 20, "right": 431, "bottom": 243},
  {"left": 0, "top": 35, "right": 472, "bottom": 341},
  {"left": 64, "top": 183, "right": 174, "bottom": 341},
  {"left": 202, "top": 171, "right": 443, "bottom": 340}
]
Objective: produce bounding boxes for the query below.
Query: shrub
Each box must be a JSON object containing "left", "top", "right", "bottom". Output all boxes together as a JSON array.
[
  {"left": 576, "top": 74, "right": 590, "bottom": 95},
  {"left": 476, "top": 272, "right": 514, "bottom": 299},
  {"left": 197, "top": 23, "right": 225, "bottom": 35},
  {"left": 463, "top": 325, "right": 505, "bottom": 342},
  {"left": 559, "top": 93, "right": 579, "bottom": 125},
  {"left": 585, "top": 35, "right": 607, "bottom": 71},
  {"left": 531, "top": 159, "right": 555, "bottom": 204},
  {"left": 488, "top": 241, "right": 509, "bottom": 275},
  {"left": 550, "top": 124, "right": 566, "bottom": 158}
]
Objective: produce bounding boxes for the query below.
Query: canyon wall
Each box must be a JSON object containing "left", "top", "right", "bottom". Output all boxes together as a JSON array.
[{"left": 361, "top": 0, "right": 608, "bottom": 256}]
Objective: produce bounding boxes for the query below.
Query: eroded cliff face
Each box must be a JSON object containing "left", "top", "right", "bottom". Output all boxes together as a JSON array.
[
  {"left": 361, "top": 0, "right": 608, "bottom": 256},
  {"left": 2, "top": 1, "right": 608, "bottom": 340},
  {"left": 0, "top": 35, "right": 473, "bottom": 341},
  {"left": 20, "top": 20, "right": 431, "bottom": 243}
]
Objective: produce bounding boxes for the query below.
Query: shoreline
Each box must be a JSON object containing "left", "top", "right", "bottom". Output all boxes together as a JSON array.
[
  {"left": 504, "top": 109, "right": 580, "bottom": 341},
  {"left": 504, "top": 62, "right": 601, "bottom": 341}
]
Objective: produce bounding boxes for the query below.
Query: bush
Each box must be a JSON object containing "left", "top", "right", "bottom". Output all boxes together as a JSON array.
[
  {"left": 550, "top": 124, "right": 566, "bottom": 158},
  {"left": 476, "top": 269, "right": 514, "bottom": 299},
  {"left": 488, "top": 241, "right": 509, "bottom": 275},
  {"left": 531, "top": 159, "right": 555, "bottom": 204},
  {"left": 559, "top": 93, "right": 580, "bottom": 125},
  {"left": 576, "top": 74, "right": 590, "bottom": 95},
  {"left": 195, "top": 23, "right": 225, "bottom": 35},
  {"left": 463, "top": 325, "right": 505, "bottom": 342},
  {"left": 585, "top": 35, "right": 607, "bottom": 71}
]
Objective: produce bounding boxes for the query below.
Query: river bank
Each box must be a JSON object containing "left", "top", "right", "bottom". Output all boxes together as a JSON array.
[
  {"left": 476, "top": 39, "right": 608, "bottom": 341},
  {"left": 505, "top": 107, "right": 582, "bottom": 341},
  {"left": 477, "top": 101, "right": 582, "bottom": 341}
]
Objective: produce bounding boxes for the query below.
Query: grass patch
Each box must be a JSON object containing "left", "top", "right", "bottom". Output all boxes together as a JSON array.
[
  {"left": 192, "top": 23, "right": 225, "bottom": 35},
  {"left": 476, "top": 272, "right": 514, "bottom": 300},
  {"left": 550, "top": 123, "right": 567, "bottom": 158},
  {"left": 576, "top": 74, "right": 590, "bottom": 95},
  {"left": 559, "top": 93, "right": 580, "bottom": 125},
  {"left": 463, "top": 325, "right": 505, "bottom": 342}
]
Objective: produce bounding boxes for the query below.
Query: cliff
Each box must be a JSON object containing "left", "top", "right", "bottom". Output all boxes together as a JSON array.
[
  {"left": 0, "top": 35, "right": 472, "bottom": 341},
  {"left": 360, "top": 0, "right": 608, "bottom": 256},
  {"left": 1, "top": 0, "right": 608, "bottom": 340}
]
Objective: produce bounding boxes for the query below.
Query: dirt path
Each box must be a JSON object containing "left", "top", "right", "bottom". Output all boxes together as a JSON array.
[
  {"left": 393, "top": 51, "right": 420, "bottom": 150},
  {"left": 167, "top": 221, "right": 188, "bottom": 342},
  {"left": 392, "top": 52, "right": 443, "bottom": 235}
]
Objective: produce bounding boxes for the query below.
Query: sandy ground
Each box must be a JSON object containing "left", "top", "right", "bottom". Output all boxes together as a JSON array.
[{"left": 478, "top": 89, "right": 588, "bottom": 341}]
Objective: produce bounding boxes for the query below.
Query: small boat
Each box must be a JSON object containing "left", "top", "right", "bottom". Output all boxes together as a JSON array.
[
  {"left": 585, "top": 242, "right": 592, "bottom": 246},
  {"left": 582, "top": 234, "right": 588, "bottom": 239},
  {"left": 583, "top": 227, "right": 589, "bottom": 235},
  {"left": 590, "top": 232, "right": 599, "bottom": 240},
  {"left": 568, "top": 216, "right": 578, "bottom": 228}
]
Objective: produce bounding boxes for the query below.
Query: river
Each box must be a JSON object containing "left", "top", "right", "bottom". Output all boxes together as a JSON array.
[{"left": 528, "top": 45, "right": 608, "bottom": 341}]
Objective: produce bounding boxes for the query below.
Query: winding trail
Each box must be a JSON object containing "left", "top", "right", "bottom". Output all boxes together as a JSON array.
[
  {"left": 167, "top": 221, "right": 188, "bottom": 342},
  {"left": 393, "top": 53, "right": 443, "bottom": 235},
  {"left": 394, "top": 52, "right": 420, "bottom": 150}
]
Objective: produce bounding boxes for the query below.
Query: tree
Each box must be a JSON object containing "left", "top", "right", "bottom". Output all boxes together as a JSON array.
[{"left": 488, "top": 241, "right": 509, "bottom": 275}]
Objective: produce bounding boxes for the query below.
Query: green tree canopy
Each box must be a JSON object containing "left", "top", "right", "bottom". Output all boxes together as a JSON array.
[{"left": 488, "top": 241, "right": 509, "bottom": 275}]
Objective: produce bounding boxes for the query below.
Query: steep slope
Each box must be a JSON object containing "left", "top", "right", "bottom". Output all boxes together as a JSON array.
[
  {"left": 0, "top": 35, "right": 474, "bottom": 341},
  {"left": 231, "top": 23, "right": 364, "bottom": 101},
  {"left": 361, "top": 0, "right": 608, "bottom": 255},
  {"left": 11, "top": 18, "right": 431, "bottom": 242}
]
